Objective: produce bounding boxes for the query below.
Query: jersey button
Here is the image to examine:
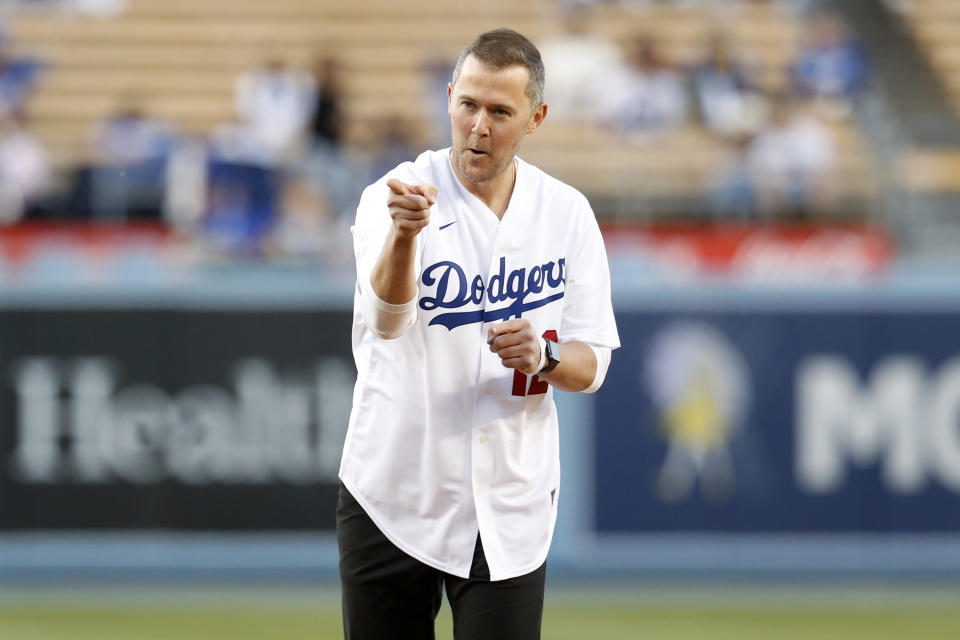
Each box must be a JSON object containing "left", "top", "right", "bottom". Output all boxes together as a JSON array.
[{"left": 477, "top": 435, "right": 488, "bottom": 444}]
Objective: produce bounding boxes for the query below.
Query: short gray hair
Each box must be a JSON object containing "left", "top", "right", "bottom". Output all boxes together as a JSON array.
[{"left": 451, "top": 28, "right": 545, "bottom": 109}]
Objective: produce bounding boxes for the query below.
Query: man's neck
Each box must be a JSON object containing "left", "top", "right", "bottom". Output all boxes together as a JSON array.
[{"left": 452, "top": 154, "right": 517, "bottom": 219}]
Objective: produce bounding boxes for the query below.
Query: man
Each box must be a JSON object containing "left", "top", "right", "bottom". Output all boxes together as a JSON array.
[{"left": 338, "top": 28, "right": 620, "bottom": 640}]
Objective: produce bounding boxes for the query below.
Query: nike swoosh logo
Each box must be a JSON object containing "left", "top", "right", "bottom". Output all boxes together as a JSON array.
[{"left": 439, "top": 221, "right": 457, "bottom": 231}]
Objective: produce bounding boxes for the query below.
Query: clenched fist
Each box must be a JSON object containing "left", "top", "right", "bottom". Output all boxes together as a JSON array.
[{"left": 487, "top": 319, "right": 542, "bottom": 375}]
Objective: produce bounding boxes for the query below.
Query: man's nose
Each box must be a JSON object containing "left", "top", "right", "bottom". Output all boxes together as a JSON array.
[{"left": 471, "top": 111, "right": 491, "bottom": 136}]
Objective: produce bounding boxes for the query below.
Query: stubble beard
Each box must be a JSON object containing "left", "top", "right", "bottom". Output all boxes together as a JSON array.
[{"left": 451, "top": 146, "right": 508, "bottom": 186}]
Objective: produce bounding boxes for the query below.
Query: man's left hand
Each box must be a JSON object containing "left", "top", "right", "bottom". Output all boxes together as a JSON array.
[{"left": 487, "top": 319, "right": 542, "bottom": 375}]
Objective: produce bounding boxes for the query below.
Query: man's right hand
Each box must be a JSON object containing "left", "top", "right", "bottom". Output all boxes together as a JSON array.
[{"left": 386, "top": 179, "right": 438, "bottom": 239}]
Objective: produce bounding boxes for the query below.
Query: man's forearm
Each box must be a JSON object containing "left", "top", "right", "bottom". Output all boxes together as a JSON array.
[
  {"left": 539, "top": 340, "right": 598, "bottom": 392},
  {"left": 370, "top": 227, "right": 419, "bottom": 305}
]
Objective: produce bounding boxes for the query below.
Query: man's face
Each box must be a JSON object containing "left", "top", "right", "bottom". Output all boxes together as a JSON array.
[{"left": 448, "top": 55, "right": 546, "bottom": 189}]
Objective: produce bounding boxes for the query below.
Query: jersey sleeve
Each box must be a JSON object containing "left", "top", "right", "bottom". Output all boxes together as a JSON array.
[
  {"left": 351, "top": 176, "right": 423, "bottom": 337},
  {"left": 558, "top": 198, "right": 620, "bottom": 350}
]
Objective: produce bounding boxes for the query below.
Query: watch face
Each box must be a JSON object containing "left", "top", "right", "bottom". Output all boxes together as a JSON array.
[
  {"left": 546, "top": 340, "right": 558, "bottom": 362},
  {"left": 541, "top": 339, "right": 560, "bottom": 373}
]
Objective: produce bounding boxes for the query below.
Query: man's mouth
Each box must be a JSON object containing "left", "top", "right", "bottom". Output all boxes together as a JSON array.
[{"left": 467, "top": 148, "right": 487, "bottom": 156}]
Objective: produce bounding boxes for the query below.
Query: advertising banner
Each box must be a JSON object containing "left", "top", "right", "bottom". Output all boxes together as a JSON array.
[
  {"left": 0, "top": 308, "right": 354, "bottom": 531},
  {"left": 602, "top": 224, "right": 894, "bottom": 281},
  {"left": 595, "top": 310, "right": 960, "bottom": 533}
]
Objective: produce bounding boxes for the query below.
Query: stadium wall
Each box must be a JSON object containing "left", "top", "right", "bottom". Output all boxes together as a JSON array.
[{"left": 2, "top": 276, "right": 960, "bottom": 578}]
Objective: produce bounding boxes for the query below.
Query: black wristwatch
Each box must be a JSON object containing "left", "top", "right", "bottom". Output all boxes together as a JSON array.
[{"left": 539, "top": 339, "right": 560, "bottom": 374}]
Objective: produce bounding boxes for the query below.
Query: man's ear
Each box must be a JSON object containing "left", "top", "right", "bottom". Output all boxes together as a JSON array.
[
  {"left": 447, "top": 83, "right": 453, "bottom": 115},
  {"left": 527, "top": 102, "right": 548, "bottom": 134}
]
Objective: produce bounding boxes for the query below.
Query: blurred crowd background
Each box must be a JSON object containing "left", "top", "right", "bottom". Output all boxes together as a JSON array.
[{"left": 0, "top": 0, "right": 955, "bottom": 284}]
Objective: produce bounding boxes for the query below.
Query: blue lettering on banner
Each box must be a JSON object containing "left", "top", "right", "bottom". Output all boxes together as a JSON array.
[{"left": 419, "top": 257, "right": 566, "bottom": 330}]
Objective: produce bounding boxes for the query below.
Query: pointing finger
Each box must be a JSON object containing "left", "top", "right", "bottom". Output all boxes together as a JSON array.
[
  {"left": 389, "top": 180, "right": 438, "bottom": 206},
  {"left": 390, "top": 193, "right": 433, "bottom": 211},
  {"left": 387, "top": 178, "right": 415, "bottom": 196}
]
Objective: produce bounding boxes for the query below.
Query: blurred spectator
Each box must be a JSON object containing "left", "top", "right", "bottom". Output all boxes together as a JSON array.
[
  {"left": 264, "top": 172, "right": 347, "bottom": 265},
  {"left": 537, "top": 2, "right": 621, "bottom": 122},
  {"left": 234, "top": 58, "right": 316, "bottom": 165},
  {"left": 310, "top": 56, "right": 346, "bottom": 152},
  {"left": 792, "top": 11, "right": 869, "bottom": 117},
  {"left": 880, "top": 0, "right": 911, "bottom": 14},
  {"left": 0, "top": 112, "right": 49, "bottom": 223},
  {"left": 369, "top": 114, "right": 421, "bottom": 181},
  {"left": 91, "top": 98, "right": 175, "bottom": 166},
  {"left": 201, "top": 161, "right": 277, "bottom": 258},
  {"left": 597, "top": 35, "right": 688, "bottom": 134},
  {"left": 204, "top": 120, "right": 278, "bottom": 258},
  {"left": 708, "top": 135, "right": 756, "bottom": 222},
  {"left": 162, "top": 135, "right": 207, "bottom": 234},
  {"left": 692, "top": 33, "right": 767, "bottom": 138},
  {"left": 296, "top": 54, "right": 370, "bottom": 225},
  {"left": 70, "top": 97, "right": 176, "bottom": 220},
  {"left": 201, "top": 56, "right": 317, "bottom": 259},
  {"left": 0, "top": 41, "right": 43, "bottom": 119},
  {"left": 299, "top": 140, "right": 364, "bottom": 226},
  {"left": 421, "top": 51, "right": 456, "bottom": 149},
  {"left": 22, "top": 0, "right": 128, "bottom": 16},
  {"left": 745, "top": 95, "right": 836, "bottom": 218},
  {"left": 209, "top": 114, "right": 271, "bottom": 167},
  {"left": 67, "top": 0, "right": 128, "bottom": 18}
]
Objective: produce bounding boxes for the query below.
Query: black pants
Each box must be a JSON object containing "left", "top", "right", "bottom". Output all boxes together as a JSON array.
[{"left": 337, "top": 483, "right": 546, "bottom": 640}]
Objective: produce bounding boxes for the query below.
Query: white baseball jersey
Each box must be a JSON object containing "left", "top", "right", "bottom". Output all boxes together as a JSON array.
[{"left": 340, "top": 148, "right": 620, "bottom": 581}]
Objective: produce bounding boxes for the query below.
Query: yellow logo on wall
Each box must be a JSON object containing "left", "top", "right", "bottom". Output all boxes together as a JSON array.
[{"left": 643, "top": 321, "right": 751, "bottom": 505}]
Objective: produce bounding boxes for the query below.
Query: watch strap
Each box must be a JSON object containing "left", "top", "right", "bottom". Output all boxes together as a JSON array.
[
  {"left": 534, "top": 336, "right": 548, "bottom": 373},
  {"left": 539, "top": 338, "right": 560, "bottom": 374}
]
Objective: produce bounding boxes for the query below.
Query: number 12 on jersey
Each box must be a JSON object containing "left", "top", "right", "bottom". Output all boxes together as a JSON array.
[{"left": 511, "top": 330, "right": 558, "bottom": 397}]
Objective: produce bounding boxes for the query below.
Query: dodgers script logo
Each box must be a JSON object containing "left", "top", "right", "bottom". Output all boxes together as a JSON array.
[{"left": 419, "top": 256, "right": 566, "bottom": 330}]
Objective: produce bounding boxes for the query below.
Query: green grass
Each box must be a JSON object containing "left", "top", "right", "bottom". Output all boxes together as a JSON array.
[
  {"left": 544, "top": 607, "right": 960, "bottom": 640},
  {"left": 1, "top": 584, "right": 958, "bottom": 640}
]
